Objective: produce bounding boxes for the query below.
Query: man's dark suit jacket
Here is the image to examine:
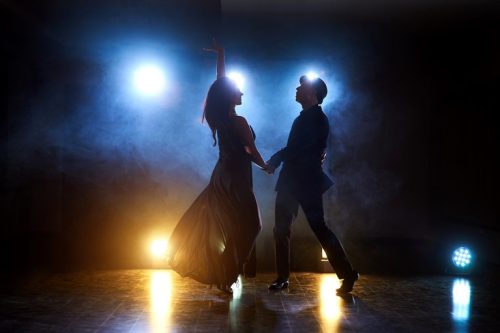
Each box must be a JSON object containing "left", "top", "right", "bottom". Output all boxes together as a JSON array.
[{"left": 268, "top": 105, "right": 334, "bottom": 195}]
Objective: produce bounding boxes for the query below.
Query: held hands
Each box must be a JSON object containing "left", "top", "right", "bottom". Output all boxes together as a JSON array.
[
  {"left": 261, "top": 152, "right": 325, "bottom": 174},
  {"left": 261, "top": 161, "right": 276, "bottom": 175}
]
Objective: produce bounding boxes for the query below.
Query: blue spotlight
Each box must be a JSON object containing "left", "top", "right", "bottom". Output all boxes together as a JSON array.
[
  {"left": 227, "top": 71, "right": 245, "bottom": 90},
  {"left": 133, "top": 64, "right": 167, "bottom": 96},
  {"left": 306, "top": 71, "right": 319, "bottom": 80},
  {"left": 452, "top": 247, "right": 472, "bottom": 268}
]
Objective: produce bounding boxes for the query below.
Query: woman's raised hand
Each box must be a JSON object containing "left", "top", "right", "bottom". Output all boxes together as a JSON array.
[
  {"left": 204, "top": 38, "right": 225, "bottom": 79},
  {"left": 203, "top": 38, "right": 224, "bottom": 54}
]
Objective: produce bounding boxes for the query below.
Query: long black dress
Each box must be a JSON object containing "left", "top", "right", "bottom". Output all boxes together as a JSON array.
[{"left": 168, "top": 119, "right": 262, "bottom": 286}]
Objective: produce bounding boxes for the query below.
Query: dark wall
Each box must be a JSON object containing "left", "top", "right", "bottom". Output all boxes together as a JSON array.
[{"left": 2, "top": 0, "right": 222, "bottom": 271}]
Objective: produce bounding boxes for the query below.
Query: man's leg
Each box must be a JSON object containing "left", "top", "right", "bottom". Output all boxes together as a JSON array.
[
  {"left": 273, "top": 190, "right": 299, "bottom": 281},
  {"left": 298, "top": 192, "right": 354, "bottom": 280}
]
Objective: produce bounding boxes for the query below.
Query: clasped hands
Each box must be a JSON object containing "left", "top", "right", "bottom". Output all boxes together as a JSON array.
[
  {"left": 261, "top": 161, "right": 276, "bottom": 175},
  {"left": 261, "top": 151, "right": 326, "bottom": 175}
]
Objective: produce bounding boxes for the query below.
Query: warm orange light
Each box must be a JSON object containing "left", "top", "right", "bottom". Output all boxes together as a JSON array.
[
  {"left": 151, "top": 239, "right": 168, "bottom": 259},
  {"left": 320, "top": 274, "right": 342, "bottom": 331},
  {"left": 150, "top": 270, "right": 172, "bottom": 332},
  {"left": 322, "top": 248, "right": 328, "bottom": 261}
]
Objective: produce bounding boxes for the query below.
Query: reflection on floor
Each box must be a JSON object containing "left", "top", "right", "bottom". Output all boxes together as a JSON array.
[{"left": 0, "top": 270, "right": 498, "bottom": 332}]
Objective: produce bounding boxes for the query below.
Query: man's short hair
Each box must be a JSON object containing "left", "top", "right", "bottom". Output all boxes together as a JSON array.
[{"left": 299, "top": 75, "right": 328, "bottom": 104}]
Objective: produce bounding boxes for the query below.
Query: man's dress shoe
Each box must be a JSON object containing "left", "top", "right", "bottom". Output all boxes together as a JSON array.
[
  {"left": 336, "top": 271, "right": 359, "bottom": 294},
  {"left": 268, "top": 278, "right": 289, "bottom": 290}
]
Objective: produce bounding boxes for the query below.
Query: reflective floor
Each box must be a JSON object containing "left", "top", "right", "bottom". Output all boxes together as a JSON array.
[{"left": 0, "top": 270, "right": 498, "bottom": 332}]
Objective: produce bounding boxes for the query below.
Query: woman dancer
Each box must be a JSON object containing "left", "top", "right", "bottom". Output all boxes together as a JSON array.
[{"left": 167, "top": 41, "right": 267, "bottom": 294}]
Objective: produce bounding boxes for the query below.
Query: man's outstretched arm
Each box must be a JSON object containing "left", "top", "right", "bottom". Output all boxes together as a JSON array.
[{"left": 267, "top": 118, "right": 329, "bottom": 169}]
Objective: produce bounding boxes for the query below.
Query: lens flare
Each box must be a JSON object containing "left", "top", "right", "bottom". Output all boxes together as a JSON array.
[
  {"left": 133, "top": 65, "right": 167, "bottom": 96},
  {"left": 227, "top": 71, "right": 245, "bottom": 90},
  {"left": 151, "top": 239, "right": 168, "bottom": 259},
  {"left": 306, "top": 71, "right": 319, "bottom": 80}
]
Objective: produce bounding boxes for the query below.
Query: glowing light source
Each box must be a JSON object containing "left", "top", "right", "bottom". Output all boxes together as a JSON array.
[
  {"left": 452, "top": 247, "right": 472, "bottom": 268},
  {"left": 452, "top": 278, "right": 471, "bottom": 321},
  {"left": 151, "top": 239, "right": 168, "bottom": 259},
  {"left": 232, "top": 275, "right": 242, "bottom": 299},
  {"left": 133, "top": 64, "right": 167, "bottom": 96},
  {"left": 321, "top": 248, "right": 328, "bottom": 261},
  {"left": 306, "top": 71, "right": 319, "bottom": 80},
  {"left": 227, "top": 71, "right": 245, "bottom": 90}
]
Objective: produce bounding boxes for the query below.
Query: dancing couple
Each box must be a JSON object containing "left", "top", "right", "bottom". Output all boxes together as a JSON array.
[{"left": 167, "top": 41, "right": 358, "bottom": 295}]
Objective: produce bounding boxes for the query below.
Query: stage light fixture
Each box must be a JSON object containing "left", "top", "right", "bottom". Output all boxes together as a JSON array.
[
  {"left": 306, "top": 71, "right": 319, "bottom": 80},
  {"left": 452, "top": 247, "right": 472, "bottom": 268},
  {"left": 151, "top": 239, "right": 168, "bottom": 259},
  {"left": 227, "top": 71, "right": 245, "bottom": 90},
  {"left": 133, "top": 64, "right": 167, "bottom": 96}
]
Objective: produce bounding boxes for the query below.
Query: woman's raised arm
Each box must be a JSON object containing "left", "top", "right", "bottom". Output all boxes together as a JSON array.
[{"left": 203, "top": 39, "right": 225, "bottom": 79}]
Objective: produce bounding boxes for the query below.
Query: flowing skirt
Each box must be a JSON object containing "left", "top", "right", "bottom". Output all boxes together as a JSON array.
[{"left": 167, "top": 158, "right": 261, "bottom": 285}]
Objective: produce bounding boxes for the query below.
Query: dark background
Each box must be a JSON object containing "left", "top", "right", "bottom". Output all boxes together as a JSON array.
[{"left": 2, "top": 0, "right": 498, "bottom": 274}]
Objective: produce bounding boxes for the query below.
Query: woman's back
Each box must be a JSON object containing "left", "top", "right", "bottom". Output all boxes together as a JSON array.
[{"left": 212, "top": 117, "right": 255, "bottom": 190}]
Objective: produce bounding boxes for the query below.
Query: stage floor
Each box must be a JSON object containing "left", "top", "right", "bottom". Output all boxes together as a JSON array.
[{"left": 0, "top": 270, "right": 497, "bottom": 332}]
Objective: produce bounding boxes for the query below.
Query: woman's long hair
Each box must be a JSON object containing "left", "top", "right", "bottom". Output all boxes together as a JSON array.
[{"left": 202, "top": 77, "right": 238, "bottom": 146}]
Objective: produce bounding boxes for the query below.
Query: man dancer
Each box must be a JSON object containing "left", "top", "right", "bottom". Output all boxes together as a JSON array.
[{"left": 266, "top": 75, "right": 358, "bottom": 294}]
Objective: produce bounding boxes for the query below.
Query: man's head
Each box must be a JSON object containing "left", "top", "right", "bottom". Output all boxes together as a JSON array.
[{"left": 296, "top": 75, "right": 328, "bottom": 107}]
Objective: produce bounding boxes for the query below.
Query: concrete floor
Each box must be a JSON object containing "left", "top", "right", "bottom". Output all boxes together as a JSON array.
[{"left": 0, "top": 270, "right": 498, "bottom": 332}]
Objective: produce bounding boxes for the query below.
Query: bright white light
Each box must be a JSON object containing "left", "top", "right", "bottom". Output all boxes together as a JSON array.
[
  {"left": 452, "top": 278, "right": 471, "bottom": 321},
  {"left": 227, "top": 71, "right": 245, "bottom": 90},
  {"left": 306, "top": 71, "right": 319, "bottom": 80},
  {"left": 151, "top": 239, "right": 168, "bottom": 259},
  {"left": 232, "top": 275, "right": 242, "bottom": 299},
  {"left": 452, "top": 247, "right": 472, "bottom": 268},
  {"left": 133, "top": 65, "right": 166, "bottom": 96},
  {"left": 321, "top": 248, "right": 328, "bottom": 261}
]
